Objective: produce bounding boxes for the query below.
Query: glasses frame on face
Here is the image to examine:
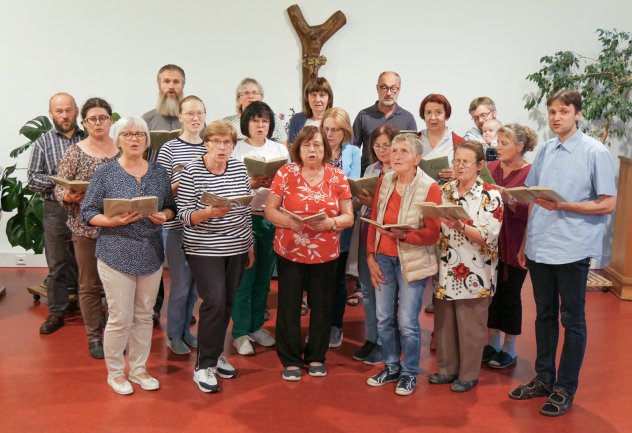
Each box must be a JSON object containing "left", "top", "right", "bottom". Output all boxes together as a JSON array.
[
  {"left": 249, "top": 118, "right": 270, "bottom": 126},
  {"left": 373, "top": 143, "right": 392, "bottom": 151},
  {"left": 471, "top": 111, "right": 492, "bottom": 122},
  {"left": 240, "top": 90, "right": 262, "bottom": 97},
  {"left": 452, "top": 159, "right": 479, "bottom": 168},
  {"left": 120, "top": 132, "right": 147, "bottom": 140},
  {"left": 323, "top": 127, "right": 342, "bottom": 135},
  {"left": 84, "top": 115, "right": 111, "bottom": 125},
  {"left": 208, "top": 139, "right": 234, "bottom": 148},
  {"left": 378, "top": 85, "right": 400, "bottom": 93},
  {"left": 183, "top": 111, "right": 206, "bottom": 120}
]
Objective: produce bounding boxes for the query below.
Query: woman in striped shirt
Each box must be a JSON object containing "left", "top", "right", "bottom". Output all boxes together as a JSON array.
[
  {"left": 156, "top": 96, "right": 207, "bottom": 356},
  {"left": 177, "top": 120, "right": 254, "bottom": 394}
]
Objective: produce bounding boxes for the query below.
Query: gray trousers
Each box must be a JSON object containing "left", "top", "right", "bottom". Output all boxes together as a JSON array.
[{"left": 43, "top": 199, "right": 78, "bottom": 317}]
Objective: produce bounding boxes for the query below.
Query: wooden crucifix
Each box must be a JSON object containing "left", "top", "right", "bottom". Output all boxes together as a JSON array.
[{"left": 287, "top": 4, "right": 346, "bottom": 93}]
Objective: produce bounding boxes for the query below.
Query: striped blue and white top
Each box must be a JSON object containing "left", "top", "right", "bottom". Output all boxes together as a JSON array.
[
  {"left": 177, "top": 156, "right": 253, "bottom": 257},
  {"left": 156, "top": 137, "right": 207, "bottom": 230}
]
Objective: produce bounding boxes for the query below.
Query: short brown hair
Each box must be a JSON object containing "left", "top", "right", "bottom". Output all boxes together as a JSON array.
[
  {"left": 303, "top": 77, "right": 334, "bottom": 118},
  {"left": 455, "top": 140, "right": 486, "bottom": 162},
  {"left": 420, "top": 94, "right": 452, "bottom": 119},
  {"left": 289, "top": 125, "right": 331, "bottom": 166},
  {"left": 203, "top": 120, "right": 237, "bottom": 145},
  {"left": 320, "top": 107, "right": 353, "bottom": 144},
  {"left": 157, "top": 64, "right": 185, "bottom": 84},
  {"left": 546, "top": 89, "right": 582, "bottom": 113},
  {"left": 369, "top": 124, "right": 400, "bottom": 163},
  {"left": 498, "top": 123, "right": 538, "bottom": 155},
  {"left": 468, "top": 96, "right": 496, "bottom": 113}
]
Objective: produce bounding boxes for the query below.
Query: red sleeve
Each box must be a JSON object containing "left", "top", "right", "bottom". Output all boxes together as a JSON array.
[
  {"left": 269, "top": 165, "right": 287, "bottom": 198},
  {"left": 401, "top": 183, "right": 442, "bottom": 246},
  {"left": 366, "top": 176, "right": 384, "bottom": 257}
]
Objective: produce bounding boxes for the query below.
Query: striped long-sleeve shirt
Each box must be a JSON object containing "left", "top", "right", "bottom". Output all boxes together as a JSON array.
[
  {"left": 156, "top": 137, "right": 207, "bottom": 230},
  {"left": 177, "top": 156, "right": 253, "bottom": 257},
  {"left": 27, "top": 128, "right": 84, "bottom": 200}
]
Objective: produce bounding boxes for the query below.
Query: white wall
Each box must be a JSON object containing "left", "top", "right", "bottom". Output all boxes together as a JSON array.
[{"left": 0, "top": 0, "right": 629, "bottom": 266}]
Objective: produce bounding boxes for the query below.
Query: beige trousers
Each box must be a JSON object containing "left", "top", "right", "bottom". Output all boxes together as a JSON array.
[
  {"left": 434, "top": 297, "right": 489, "bottom": 383},
  {"left": 97, "top": 259, "right": 162, "bottom": 379}
]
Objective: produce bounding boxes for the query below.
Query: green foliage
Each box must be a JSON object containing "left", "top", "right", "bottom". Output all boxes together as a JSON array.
[{"left": 525, "top": 29, "right": 632, "bottom": 144}]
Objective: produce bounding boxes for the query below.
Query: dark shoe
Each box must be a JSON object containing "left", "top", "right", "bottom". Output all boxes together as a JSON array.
[
  {"left": 89, "top": 341, "right": 104, "bottom": 359},
  {"left": 190, "top": 315, "right": 196, "bottom": 325},
  {"left": 482, "top": 344, "right": 499, "bottom": 362},
  {"left": 167, "top": 337, "right": 191, "bottom": 355},
  {"left": 282, "top": 367, "right": 301, "bottom": 381},
  {"left": 428, "top": 373, "right": 458, "bottom": 384},
  {"left": 152, "top": 312, "right": 160, "bottom": 326},
  {"left": 364, "top": 345, "right": 384, "bottom": 365},
  {"left": 367, "top": 366, "right": 400, "bottom": 387},
  {"left": 353, "top": 340, "right": 376, "bottom": 361},
  {"left": 451, "top": 379, "right": 478, "bottom": 393},
  {"left": 308, "top": 364, "right": 327, "bottom": 377},
  {"left": 40, "top": 315, "right": 64, "bottom": 334},
  {"left": 395, "top": 374, "right": 417, "bottom": 396},
  {"left": 540, "top": 389, "right": 574, "bottom": 417},
  {"left": 509, "top": 377, "right": 553, "bottom": 400},
  {"left": 263, "top": 307, "right": 270, "bottom": 322},
  {"left": 424, "top": 303, "right": 434, "bottom": 314},
  {"left": 488, "top": 351, "right": 517, "bottom": 369}
]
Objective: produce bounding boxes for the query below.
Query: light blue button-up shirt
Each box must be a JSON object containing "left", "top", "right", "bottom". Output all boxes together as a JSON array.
[{"left": 524, "top": 129, "right": 616, "bottom": 264}]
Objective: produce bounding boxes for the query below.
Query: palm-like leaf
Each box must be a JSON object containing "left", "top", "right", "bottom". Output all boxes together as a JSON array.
[
  {"left": 10, "top": 142, "right": 35, "bottom": 158},
  {"left": 19, "top": 116, "right": 53, "bottom": 142}
]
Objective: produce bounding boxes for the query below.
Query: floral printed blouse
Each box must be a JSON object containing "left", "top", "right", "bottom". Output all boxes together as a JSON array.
[
  {"left": 269, "top": 163, "right": 351, "bottom": 264},
  {"left": 55, "top": 143, "right": 120, "bottom": 239},
  {"left": 435, "top": 177, "right": 503, "bottom": 300}
]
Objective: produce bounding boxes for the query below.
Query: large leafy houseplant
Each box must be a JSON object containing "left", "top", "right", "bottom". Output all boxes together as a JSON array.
[{"left": 524, "top": 29, "right": 632, "bottom": 145}]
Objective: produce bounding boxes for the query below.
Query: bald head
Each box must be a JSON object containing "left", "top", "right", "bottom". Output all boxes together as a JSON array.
[
  {"left": 376, "top": 71, "right": 402, "bottom": 108},
  {"left": 49, "top": 93, "right": 77, "bottom": 111},
  {"left": 49, "top": 93, "right": 79, "bottom": 134},
  {"left": 378, "top": 71, "right": 401, "bottom": 87},
  {"left": 482, "top": 118, "right": 502, "bottom": 132}
]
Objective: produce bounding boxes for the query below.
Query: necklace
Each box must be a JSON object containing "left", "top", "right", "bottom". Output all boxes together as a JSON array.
[
  {"left": 304, "top": 167, "right": 323, "bottom": 182},
  {"left": 121, "top": 159, "right": 144, "bottom": 178}
]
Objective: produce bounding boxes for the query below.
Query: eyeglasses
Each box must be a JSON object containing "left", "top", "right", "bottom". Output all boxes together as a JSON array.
[
  {"left": 208, "top": 139, "right": 233, "bottom": 148},
  {"left": 378, "top": 85, "right": 400, "bottom": 93},
  {"left": 471, "top": 111, "right": 492, "bottom": 122},
  {"left": 301, "top": 143, "right": 323, "bottom": 150},
  {"left": 84, "top": 115, "right": 110, "bottom": 125},
  {"left": 249, "top": 118, "right": 270, "bottom": 126},
  {"left": 120, "top": 132, "right": 147, "bottom": 140},
  {"left": 240, "top": 91, "right": 262, "bottom": 97},
  {"left": 183, "top": 111, "right": 206, "bottom": 119},
  {"left": 452, "top": 159, "right": 478, "bottom": 168},
  {"left": 323, "top": 127, "right": 342, "bottom": 135},
  {"left": 373, "top": 144, "right": 392, "bottom": 151}
]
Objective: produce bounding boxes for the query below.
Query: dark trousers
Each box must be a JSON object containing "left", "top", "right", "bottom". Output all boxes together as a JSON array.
[
  {"left": 153, "top": 278, "right": 165, "bottom": 315},
  {"left": 331, "top": 251, "right": 349, "bottom": 329},
  {"left": 276, "top": 254, "right": 337, "bottom": 368},
  {"left": 187, "top": 253, "right": 248, "bottom": 370},
  {"left": 527, "top": 257, "right": 590, "bottom": 395},
  {"left": 43, "top": 200, "right": 78, "bottom": 318},
  {"left": 487, "top": 261, "right": 528, "bottom": 335}
]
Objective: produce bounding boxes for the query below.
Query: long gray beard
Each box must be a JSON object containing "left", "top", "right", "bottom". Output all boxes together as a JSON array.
[{"left": 156, "top": 91, "right": 182, "bottom": 117}]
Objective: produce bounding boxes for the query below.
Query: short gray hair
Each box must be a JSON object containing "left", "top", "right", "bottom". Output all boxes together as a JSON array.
[
  {"left": 112, "top": 116, "right": 151, "bottom": 150},
  {"left": 392, "top": 133, "right": 423, "bottom": 157},
  {"left": 235, "top": 77, "right": 264, "bottom": 113},
  {"left": 377, "top": 71, "right": 401, "bottom": 86}
]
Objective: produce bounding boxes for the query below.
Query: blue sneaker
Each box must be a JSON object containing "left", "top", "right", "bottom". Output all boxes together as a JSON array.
[
  {"left": 395, "top": 374, "right": 417, "bottom": 396},
  {"left": 367, "top": 366, "right": 400, "bottom": 387}
]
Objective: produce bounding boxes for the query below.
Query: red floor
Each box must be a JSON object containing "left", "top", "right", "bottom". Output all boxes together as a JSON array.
[{"left": 0, "top": 267, "right": 630, "bottom": 433}]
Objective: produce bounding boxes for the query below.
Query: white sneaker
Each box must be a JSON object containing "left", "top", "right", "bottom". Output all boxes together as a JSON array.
[
  {"left": 250, "top": 329, "right": 275, "bottom": 347},
  {"left": 129, "top": 374, "right": 160, "bottom": 391},
  {"left": 107, "top": 376, "right": 133, "bottom": 395},
  {"left": 193, "top": 367, "right": 219, "bottom": 393},
  {"left": 233, "top": 335, "right": 255, "bottom": 355},
  {"left": 216, "top": 356, "right": 237, "bottom": 379}
]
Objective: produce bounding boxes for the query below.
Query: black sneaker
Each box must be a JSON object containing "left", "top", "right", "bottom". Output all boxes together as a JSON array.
[
  {"left": 509, "top": 377, "right": 553, "bottom": 400},
  {"left": 353, "top": 341, "right": 376, "bottom": 361},
  {"left": 395, "top": 374, "right": 417, "bottom": 396},
  {"left": 282, "top": 367, "right": 301, "bottom": 381},
  {"left": 364, "top": 345, "right": 384, "bottom": 365},
  {"left": 367, "top": 366, "right": 400, "bottom": 387},
  {"left": 89, "top": 341, "right": 104, "bottom": 359},
  {"left": 308, "top": 364, "right": 327, "bottom": 377},
  {"left": 540, "top": 389, "right": 574, "bottom": 417},
  {"left": 482, "top": 345, "right": 499, "bottom": 362},
  {"left": 488, "top": 351, "right": 517, "bottom": 369}
]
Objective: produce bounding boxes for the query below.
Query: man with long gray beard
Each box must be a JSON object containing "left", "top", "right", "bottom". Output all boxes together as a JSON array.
[{"left": 28, "top": 93, "right": 82, "bottom": 334}]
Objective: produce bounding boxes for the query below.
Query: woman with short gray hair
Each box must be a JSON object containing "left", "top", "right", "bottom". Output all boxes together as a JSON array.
[
  {"left": 365, "top": 133, "right": 442, "bottom": 396},
  {"left": 81, "top": 116, "right": 176, "bottom": 395}
]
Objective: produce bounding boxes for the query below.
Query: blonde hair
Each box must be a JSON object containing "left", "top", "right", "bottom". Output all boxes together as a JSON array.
[
  {"left": 203, "top": 120, "right": 237, "bottom": 145},
  {"left": 320, "top": 107, "right": 353, "bottom": 144},
  {"left": 498, "top": 123, "right": 538, "bottom": 155},
  {"left": 235, "top": 78, "right": 263, "bottom": 114},
  {"left": 179, "top": 95, "right": 205, "bottom": 135},
  {"left": 468, "top": 96, "right": 496, "bottom": 113}
]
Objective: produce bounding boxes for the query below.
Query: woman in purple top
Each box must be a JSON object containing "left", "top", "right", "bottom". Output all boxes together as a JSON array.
[{"left": 484, "top": 123, "right": 537, "bottom": 368}]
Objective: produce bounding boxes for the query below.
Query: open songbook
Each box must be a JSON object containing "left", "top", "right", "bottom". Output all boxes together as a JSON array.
[
  {"left": 244, "top": 156, "right": 288, "bottom": 178},
  {"left": 49, "top": 176, "right": 90, "bottom": 193},
  {"left": 418, "top": 156, "right": 450, "bottom": 182},
  {"left": 479, "top": 165, "right": 496, "bottom": 185},
  {"left": 505, "top": 187, "right": 567, "bottom": 203},
  {"left": 415, "top": 202, "right": 471, "bottom": 220},
  {"left": 360, "top": 217, "right": 416, "bottom": 231},
  {"left": 348, "top": 176, "right": 378, "bottom": 197},
  {"left": 200, "top": 192, "right": 254, "bottom": 208},
  {"left": 103, "top": 196, "right": 158, "bottom": 218},
  {"left": 399, "top": 130, "right": 418, "bottom": 134},
  {"left": 280, "top": 208, "right": 327, "bottom": 222},
  {"left": 172, "top": 162, "right": 188, "bottom": 173},
  {"left": 150, "top": 130, "right": 180, "bottom": 151}
]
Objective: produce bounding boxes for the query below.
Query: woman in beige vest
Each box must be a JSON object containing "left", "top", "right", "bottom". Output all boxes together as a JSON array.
[{"left": 365, "top": 134, "right": 442, "bottom": 396}]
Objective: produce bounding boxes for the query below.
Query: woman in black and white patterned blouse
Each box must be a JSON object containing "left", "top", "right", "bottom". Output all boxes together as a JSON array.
[
  {"left": 177, "top": 120, "right": 254, "bottom": 394},
  {"left": 81, "top": 116, "right": 176, "bottom": 396}
]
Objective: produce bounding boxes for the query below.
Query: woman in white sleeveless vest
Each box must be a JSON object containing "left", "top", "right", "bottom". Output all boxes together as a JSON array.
[{"left": 365, "top": 134, "right": 442, "bottom": 396}]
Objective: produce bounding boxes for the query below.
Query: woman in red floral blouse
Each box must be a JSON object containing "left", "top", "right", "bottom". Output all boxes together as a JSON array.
[{"left": 265, "top": 125, "right": 354, "bottom": 381}]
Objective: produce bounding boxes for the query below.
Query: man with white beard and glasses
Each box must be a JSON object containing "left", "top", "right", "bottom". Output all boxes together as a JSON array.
[{"left": 27, "top": 93, "right": 82, "bottom": 334}]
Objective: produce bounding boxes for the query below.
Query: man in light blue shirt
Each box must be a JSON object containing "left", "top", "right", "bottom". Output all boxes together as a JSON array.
[{"left": 509, "top": 90, "right": 616, "bottom": 417}]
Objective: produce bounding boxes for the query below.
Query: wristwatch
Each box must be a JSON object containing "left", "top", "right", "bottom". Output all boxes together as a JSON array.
[
  {"left": 331, "top": 218, "right": 338, "bottom": 231},
  {"left": 459, "top": 222, "right": 467, "bottom": 233},
  {"left": 507, "top": 197, "right": 516, "bottom": 206}
]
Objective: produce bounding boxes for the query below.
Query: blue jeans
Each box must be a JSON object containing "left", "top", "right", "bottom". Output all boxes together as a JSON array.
[
  {"left": 164, "top": 228, "right": 198, "bottom": 340},
  {"left": 375, "top": 254, "right": 428, "bottom": 376},
  {"left": 358, "top": 246, "right": 380, "bottom": 345},
  {"left": 528, "top": 257, "right": 590, "bottom": 395}
]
